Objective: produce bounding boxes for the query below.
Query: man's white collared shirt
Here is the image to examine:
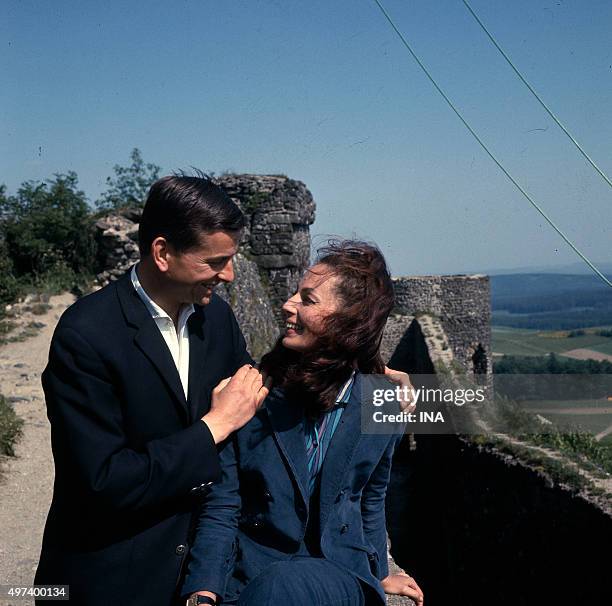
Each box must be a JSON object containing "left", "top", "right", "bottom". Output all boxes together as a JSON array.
[{"left": 131, "top": 264, "right": 195, "bottom": 399}]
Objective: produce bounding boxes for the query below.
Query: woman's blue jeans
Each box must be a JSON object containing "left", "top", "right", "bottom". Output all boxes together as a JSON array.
[{"left": 234, "top": 556, "right": 367, "bottom": 606}]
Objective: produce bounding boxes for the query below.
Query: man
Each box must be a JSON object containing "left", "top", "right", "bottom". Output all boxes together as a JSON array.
[{"left": 35, "top": 175, "right": 270, "bottom": 605}]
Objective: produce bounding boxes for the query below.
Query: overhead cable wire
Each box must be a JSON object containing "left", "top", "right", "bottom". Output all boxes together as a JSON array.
[
  {"left": 371, "top": 0, "right": 611, "bottom": 288},
  {"left": 462, "top": 0, "right": 612, "bottom": 193}
]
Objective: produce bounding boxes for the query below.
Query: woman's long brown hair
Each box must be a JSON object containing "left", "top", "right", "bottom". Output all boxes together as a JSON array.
[{"left": 260, "top": 239, "right": 395, "bottom": 417}]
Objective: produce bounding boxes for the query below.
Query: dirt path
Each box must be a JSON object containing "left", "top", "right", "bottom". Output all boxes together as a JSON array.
[
  {"left": 595, "top": 424, "right": 612, "bottom": 441},
  {"left": 0, "top": 293, "right": 74, "bottom": 604}
]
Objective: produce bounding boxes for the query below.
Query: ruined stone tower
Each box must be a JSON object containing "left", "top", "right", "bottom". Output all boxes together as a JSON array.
[{"left": 381, "top": 275, "right": 492, "bottom": 378}]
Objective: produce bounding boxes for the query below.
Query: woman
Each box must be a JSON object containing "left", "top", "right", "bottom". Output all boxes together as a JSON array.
[{"left": 182, "top": 240, "right": 423, "bottom": 605}]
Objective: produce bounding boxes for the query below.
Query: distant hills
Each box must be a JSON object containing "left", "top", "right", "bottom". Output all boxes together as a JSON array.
[
  {"left": 476, "top": 261, "right": 612, "bottom": 276},
  {"left": 490, "top": 272, "right": 612, "bottom": 330}
]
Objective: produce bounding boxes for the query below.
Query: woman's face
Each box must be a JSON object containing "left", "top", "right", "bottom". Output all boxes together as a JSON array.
[{"left": 281, "top": 263, "right": 341, "bottom": 353}]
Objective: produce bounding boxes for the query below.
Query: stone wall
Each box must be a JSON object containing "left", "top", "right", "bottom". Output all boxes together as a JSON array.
[
  {"left": 94, "top": 209, "right": 141, "bottom": 287},
  {"left": 215, "top": 174, "right": 315, "bottom": 326},
  {"left": 392, "top": 275, "right": 491, "bottom": 376},
  {"left": 387, "top": 433, "right": 612, "bottom": 605},
  {"left": 381, "top": 313, "right": 455, "bottom": 373},
  {"left": 214, "top": 253, "right": 279, "bottom": 360}
]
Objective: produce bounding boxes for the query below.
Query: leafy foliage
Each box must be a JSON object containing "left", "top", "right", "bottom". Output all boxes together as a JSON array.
[
  {"left": 0, "top": 203, "right": 19, "bottom": 307},
  {"left": 0, "top": 172, "right": 96, "bottom": 292},
  {"left": 0, "top": 149, "right": 162, "bottom": 315},
  {"left": 494, "top": 353, "right": 612, "bottom": 374},
  {"left": 490, "top": 396, "right": 612, "bottom": 476},
  {"left": 0, "top": 394, "right": 23, "bottom": 457},
  {"left": 96, "top": 148, "right": 161, "bottom": 210}
]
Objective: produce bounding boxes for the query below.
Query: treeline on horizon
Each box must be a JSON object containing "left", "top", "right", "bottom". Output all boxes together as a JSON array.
[
  {"left": 492, "top": 309, "right": 612, "bottom": 330},
  {"left": 493, "top": 290, "right": 612, "bottom": 314},
  {"left": 493, "top": 354, "right": 612, "bottom": 404},
  {"left": 0, "top": 149, "right": 160, "bottom": 313},
  {"left": 494, "top": 352, "right": 612, "bottom": 375},
  {"left": 491, "top": 273, "right": 612, "bottom": 330}
]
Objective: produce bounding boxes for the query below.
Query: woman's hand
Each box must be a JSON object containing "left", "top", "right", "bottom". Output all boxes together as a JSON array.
[
  {"left": 381, "top": 572, "right": 424, "bottom": 604},
  {"left": 383, "top": 366, "right": 416, "bottom": 413}
]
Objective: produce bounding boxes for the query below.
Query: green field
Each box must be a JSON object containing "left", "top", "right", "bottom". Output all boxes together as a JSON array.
[
  {"left": 492, "top": 326, "right": 612, "bottom": 357},
  {"left": 600, "top": 433, "right": 612, "bottom": 447},
  {"left": 535, "top": 413, "right": 612, "bottom": 434},
  {"left": 522, "top": 399, "right": 612, "bottom": 410},
  {"left": 590, "top": 341, "right": 612, "bottom": 356},
  {"left": 519, "top": 399, "right": 612, "bottom": 434}
]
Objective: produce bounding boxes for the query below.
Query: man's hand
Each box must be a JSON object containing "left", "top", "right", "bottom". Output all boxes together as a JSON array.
[
  {"left": 381, "top": 572, "right": 424, "bottom": 604},
  {"left": 384, "top": 366, "right": 416, "bottom": 413},
  {"left": 202, "top": 365, "right": 272, "bottom": 444}
]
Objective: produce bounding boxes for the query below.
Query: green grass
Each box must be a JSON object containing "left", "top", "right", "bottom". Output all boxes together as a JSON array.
[
  {"left": 242, "top": 192, "right": 269, "bottom": 213},
  {"left": 599, "top": 433, "right": 612, "bottom": 447},
  {"left": 590, "top": 341, "right": 612, "bottom": 356},
  {"left": 30, "top": 302, "right": 51, "bottom": 315},
  {"left": 1, "top": 321, "right": 45, "bottom": 345},
  {"left": 538, "top": 413, "right": 612, "bottom": 435},
  {"left": 0, "top": 394, "right": 23, "bottom": 457},
  {"left": 492, "top": 326, "right": 612, "bottom": 357},
  {"left": 488, "top": 397, "right": 612, "bottom": 475},
  {"left": 522, "top": 399, "right": 612, "bottom": 410},
  {"left": 0, "top": 319, "right": 17, "bottom": 336},
  {"left": 503, "top": 399, "right": 612, "bottom": 434},
  {"left": 480, "top": 435, "right": 592, "bottom": 492}
]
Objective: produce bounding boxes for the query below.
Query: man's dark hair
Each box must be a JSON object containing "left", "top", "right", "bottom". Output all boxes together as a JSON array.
[{"left": 138, "top": 174, "right": 245, "bottom": 256}]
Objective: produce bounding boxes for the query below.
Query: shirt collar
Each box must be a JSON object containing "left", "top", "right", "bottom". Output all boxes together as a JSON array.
[
  {"left": 130, "top": 263, "right": 195, "bottom": 322},
  {"left": 336, "top": 370, "right": 356, "bottom": 404}
]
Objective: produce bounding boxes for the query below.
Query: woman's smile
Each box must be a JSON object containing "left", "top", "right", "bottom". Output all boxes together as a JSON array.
[
  {"left": 281, "top": 264, "right": 340, "bottom": 352},
  {"left": 285, "top": 320, "right": 303, "bottom": 334}
]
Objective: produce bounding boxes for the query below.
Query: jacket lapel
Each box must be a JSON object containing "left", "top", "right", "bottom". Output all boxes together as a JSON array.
[
  {"left": 265, "top": 388, "right": 310, "bottom": 510},
  {"left": 318, "top": 375, "right": 363, "bottom": 533},
  {"left": 116, "top": 272, "right": 190, "bottom": 422},
  {"left": 187, "top": 306, "right": 209, "bottom": 422}
]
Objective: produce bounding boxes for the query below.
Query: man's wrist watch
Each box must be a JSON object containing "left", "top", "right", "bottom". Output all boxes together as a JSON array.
[{"left": 187, "top": 594, "right": 217, "bottom": 605}]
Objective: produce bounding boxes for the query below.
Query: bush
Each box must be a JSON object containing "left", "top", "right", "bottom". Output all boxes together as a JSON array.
[
  {"left": 0, "top": 394, "right": 23, "bottom": 457},
  {"left": 0, "top": 150, "right": 160, "bottom": 312},
  {"left": 96, "top": 148, "right": 160, "bottom": 210},
  {"left": 0, "top": 172, "right": 96, "bottom": 279},
  {"left": 489, "top": 396, "right": 612, "bottom": 475},
  {"left": 0, "top": 173, "right": 97, "bottom": 313},
  {"left": 494, "top": 353, "right": 612, "bottom": 374},
  {"left": 0, "top": 231, "right": 20, "bottom": 308}
]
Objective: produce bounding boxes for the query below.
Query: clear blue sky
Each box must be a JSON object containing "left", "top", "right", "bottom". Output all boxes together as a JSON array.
[{"left": 3, "top": 0, "right": 611, "bottom": 276}]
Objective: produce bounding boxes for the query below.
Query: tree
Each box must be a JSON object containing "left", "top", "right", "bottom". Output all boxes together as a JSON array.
[
  {"left": 0, "top": 185, "right": 20, "bottom": 306},
  {"left": 96, "top": 148, "right": 161, "bottom": 210},
  {"left": 0, "top": 172, "right": 95, "bottom": 281}
]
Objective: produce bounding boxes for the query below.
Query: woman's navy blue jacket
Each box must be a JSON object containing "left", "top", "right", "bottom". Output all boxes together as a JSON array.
[{"left": 182, "top": 373, "right": 404, "bottom": 604}]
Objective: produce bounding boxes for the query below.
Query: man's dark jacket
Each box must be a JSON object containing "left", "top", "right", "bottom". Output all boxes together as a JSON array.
[{"left": 35, "top": 271, "right": 252, "bottom": 606}]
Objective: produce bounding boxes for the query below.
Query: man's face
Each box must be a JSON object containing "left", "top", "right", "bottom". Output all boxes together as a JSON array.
[{"left": 164, "top": 230, "right": 239, "bottom": 306}]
